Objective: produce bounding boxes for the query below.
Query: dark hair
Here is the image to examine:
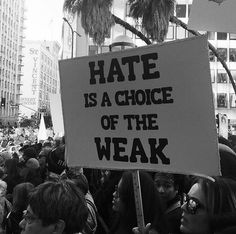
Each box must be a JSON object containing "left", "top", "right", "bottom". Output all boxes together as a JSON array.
[
  {"left": 198, "top": 177, "right": 236, "bottom": 232},
  {"left": 117, "top": 171, "right": 167, "bottom": 233},
  {"left": 24, "top": 168, "right": 43, "bottom": 187},
  {"left": 70, "top": 174, "right": 89, "bottom": 195},
  {"left": 29, "top": 180, "right": 88, "bottom": 234},
  {"left": 12, "top": 182, "right": 34, "bottom": 211},
  {"left": 4, "top": 158, "right": 20, "bottom": 179}
]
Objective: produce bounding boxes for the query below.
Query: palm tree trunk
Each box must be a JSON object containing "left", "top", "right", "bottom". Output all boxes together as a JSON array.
[{"left": 170, "top": 15, "right": 236, "bottom": 95}]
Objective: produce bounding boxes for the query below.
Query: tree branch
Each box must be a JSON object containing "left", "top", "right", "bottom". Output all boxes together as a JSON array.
[
  {"left": 170, "top": 15, "right": 236, "bottom": 94},
  {"left": 112, "top": 14, "right": 152, "bottom": 45}
]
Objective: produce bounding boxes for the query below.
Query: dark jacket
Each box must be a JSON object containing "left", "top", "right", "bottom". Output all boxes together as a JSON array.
[
  {"left": 5, "top": 210, "right": 22, "bottom": 234},
  {"left": 164, "top": 196, "right": 182, "bottom": 234}
]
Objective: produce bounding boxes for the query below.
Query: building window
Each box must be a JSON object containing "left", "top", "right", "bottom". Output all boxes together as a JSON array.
[
  {"left": 188, "top": 4, "right": 192, "bottom": 17},
  {"left": 229, "top": 70, "right": 236, "bottom": 84},
  {"left": 125, "top": 29, "right": 133, "bottom": 39},
  {"left": 217, "top": 93, "right": 227, "bottom": 108},
  {"left": 230, "top": 94, "right": 236, "bottom": 108},
  {"left": 166, "top": 25, "right": 174, "bottom": 40},
  {"left": 217, "top": 48, "right": 227, "bottom": 62},
  {"left": 88, "top": 45, "right": 98, "bottom": 56},
  {"left": 125, "top": 3, "right": 130, "bottom": 17},
  {"left": 176, "top": 26, "right": 186, "bottom": 39},
  {"left": 229, "top": 48, "right": 236, "bottom": 62},
  {"left": 207, "top": 31, "right": 215, "bottom": 40},
  {"left": 217, "top": 71, "right": 228, "bottom": 83},
  {"left": 101, "top": 46, "right": 109, "bottom": 54},
  {"left": 211, "top": 70, "right": 215, "bottom": 83},
  {"left": 176, "top": 4, "right": 186, "bottom": 18},
  {"left": 230, "top": 33, "right": 236, "bottom": 40},
  {"left": 135, "top": 18, "right": 143, "bottom": 39},
  {"left": 217, "top": 32, "right": 227, "bottom": 40},
  {"left": 105, "top": 29, "right": 111, "bottom": 39},
  {"left": 187, "top": 31, "right": 194, "bottom": 38},
  {"left": 209, "top": 50, "right": 215, "bottom": 62}
]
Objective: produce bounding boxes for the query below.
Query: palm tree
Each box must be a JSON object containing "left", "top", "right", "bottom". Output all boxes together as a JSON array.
[
  {"left": 64, "top": 0, "right": 115, "bottom": 45},
  {"left": 63, "top": 0, "right": 153, "bottom": 45},
  {"left": 128, "top": 0, "right": 175, "bottom": 43},
  {"left": 63, "top": 0, "right": 236, "bottom": 93}
]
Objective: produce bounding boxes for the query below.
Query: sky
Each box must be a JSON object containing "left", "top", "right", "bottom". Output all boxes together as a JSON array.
[{"left": 24, "top": 0, "right": 65, "bottom": 45}]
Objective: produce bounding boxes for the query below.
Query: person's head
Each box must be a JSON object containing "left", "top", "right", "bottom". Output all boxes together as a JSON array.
[
  {"left": 12, "top": 182, "right": 34, "bottom": 211},
  {"left": 53, "top": 137, "right": 61, "bottom": 148},
  {"left": 4, "top": 158, "right": 19, "bottom": 177},
  {"left": 20, "top": 179, "right": 88, "bottom": 234},
  {"left": 154, "top": 172, "right": 178, "bottom": 202},
  {"left": 42, "top": 140, "right": 52, "bottom": 149},
  {"left": 112, "top": 171, "right": 166, "bottom": 233},
  {"left": 181, "top": 176, "right": 236, "bottom": 234},
  {"left": 25, "top": 158, "right": 40, "bottom": 170},
  {"left": 22, "top": 147, "right": 37, "bottom": 162}
]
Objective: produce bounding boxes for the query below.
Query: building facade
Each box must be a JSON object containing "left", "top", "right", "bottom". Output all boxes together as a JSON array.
[
  {"left": 169, "top": 0, "right": 236, "bottom": 133},
  {"left": 0, "top": 0, "right": 25, "bottom": 126},
  {"left": 62, "top": 0, "right": 236, "bottom": 131},
  {"left": 19, "top": 40, "right": 60, "bottom": 118}
]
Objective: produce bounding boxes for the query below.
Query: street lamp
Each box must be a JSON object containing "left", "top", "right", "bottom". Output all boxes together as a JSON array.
[
  {"left": 109, "top": 35, "right": 136, "bottom": 52},
  {"left": 63, "top": 17, "right": 81, "bottom": 58}
]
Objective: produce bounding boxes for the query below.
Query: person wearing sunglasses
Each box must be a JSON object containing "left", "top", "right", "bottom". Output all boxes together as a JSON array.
[
  {"left": 133, "top": 176, "right": 236, "bottom": 234},
  {"left": 180, "top": 176, "right": 236, "bottom": 234},
  {"left": 19, "top": 179, "right": 88, "bottom": 234}
]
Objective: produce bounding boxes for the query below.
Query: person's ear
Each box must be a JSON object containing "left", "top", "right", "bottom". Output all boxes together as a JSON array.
[{"left": 52, "top": 219, "right": 65, "bottom": 234}]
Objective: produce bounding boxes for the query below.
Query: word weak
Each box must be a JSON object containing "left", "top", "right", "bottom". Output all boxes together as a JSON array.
[{"left": 94, "top": 137, "right": 170, "bottom": 164}]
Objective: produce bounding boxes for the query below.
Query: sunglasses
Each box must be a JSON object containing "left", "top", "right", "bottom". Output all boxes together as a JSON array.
[{"left": 184, "top": 194, "right": 204, "bottom": 214}]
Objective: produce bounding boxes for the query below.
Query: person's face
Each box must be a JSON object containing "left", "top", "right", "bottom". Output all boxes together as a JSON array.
[
  {"left": 155, "top": 178, "right": 177, "bottom": 202},
  {"left": 112, "top": 179, "right": 125, "bottom": 213},
  {"left": 20, "top": 206, "right": 55, "bottom": 234},
  {"left": 180, "top": 183, "right": 210, "bottom": 234}
]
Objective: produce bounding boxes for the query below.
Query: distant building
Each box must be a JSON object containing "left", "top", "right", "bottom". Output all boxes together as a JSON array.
[
  {"left": 20, "top": 40, "right": 60, "bottom": 118},
  {"left": 61, "top": 0, "right": 236, "bottom": 133},
  {"left": 0, "top": 0, "right": 25, "bottom": 126}
]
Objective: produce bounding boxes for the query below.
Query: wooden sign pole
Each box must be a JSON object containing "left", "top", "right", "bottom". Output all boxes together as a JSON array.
[{"left": 132, "top": 170, "right": 145, "bottom": 232}]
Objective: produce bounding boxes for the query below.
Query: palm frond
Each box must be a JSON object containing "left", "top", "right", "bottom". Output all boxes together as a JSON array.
[
  {"left": 63, "top": 0, "right": 83, "bottom": 14},
  {"left": 81, "top": 0, "right": 114, "bottom": 45},
  {"left": 128, "top": 0, "right": 175, "bottom": 42}
]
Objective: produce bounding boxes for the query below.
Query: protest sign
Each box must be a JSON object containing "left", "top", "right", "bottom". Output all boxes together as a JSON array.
[
  {"left": 37, "top": 114, "right": 47, "bottom": 142},
  {"left": 49, "top": 93, "right": 65, "bottom": 136},
  {"left": 59, "top": 35, "right": 220, "bottom": 176},
  {"left": 188, "top": 0, "right": 236, "bottom": 33}
]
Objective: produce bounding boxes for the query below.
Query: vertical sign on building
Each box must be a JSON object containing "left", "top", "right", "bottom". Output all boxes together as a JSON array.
[{"left": 30, "top": 48, "right": 39, "bottom": 96}]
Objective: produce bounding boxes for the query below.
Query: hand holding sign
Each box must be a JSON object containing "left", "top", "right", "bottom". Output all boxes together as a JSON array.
[{"left": 132, "top": 223, "right": 152, "bottom": 234}]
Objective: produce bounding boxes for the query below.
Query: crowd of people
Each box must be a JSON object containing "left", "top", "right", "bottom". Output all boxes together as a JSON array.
[{"left": 0, "top": 131, "right": 235, "bottom": 234}]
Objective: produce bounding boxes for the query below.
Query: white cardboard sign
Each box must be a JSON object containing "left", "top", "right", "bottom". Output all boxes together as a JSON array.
[
  {"left": 49, "top": 93, "right": 65, "bottom": 136},
  {"left": 37, "top": 114, "right": 47, "bottom": 142},
  {"left": 59, "top": 36, "right": 220, "bottom": 176},
  {"left": 188, "top": 0, "right": 236, "bottom": 33}
]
